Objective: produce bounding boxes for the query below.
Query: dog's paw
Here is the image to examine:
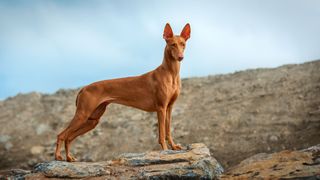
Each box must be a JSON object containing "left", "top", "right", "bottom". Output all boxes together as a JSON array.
[
  {"left": 55, "top": 154, "right": 63, "bottom": 161},
  {"left": 172, "top": 144, "right": 182, "bottom": 150},
  {"left": 161, "top": 143, "right": 169, "bottom": 150},
  {"left": 66, "top": 155, "right": 77, "bottom": 162}
]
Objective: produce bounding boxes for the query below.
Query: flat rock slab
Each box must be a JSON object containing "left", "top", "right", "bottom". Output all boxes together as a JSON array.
[
  {"left": 33, "top": 161, "right": 112, "bottom": 178},
  {"left": 25, "top": 143, "right": 224, "bottom": 179},
  {"left": 221, "top": 144, "right": 320, "bottom": 179}
]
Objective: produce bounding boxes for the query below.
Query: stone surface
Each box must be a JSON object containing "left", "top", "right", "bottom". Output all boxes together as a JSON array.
[
  {"left": 0, "top": 169, "right": 31, "bottom": 180},
  {"left": 30, "top": 145, "right": 45, "bottom": 155},
  {"left": 2, "top": 144, "right": 320, "bottom": 179},
  {"left": 2, "top": 143, "right": 223, "bottom": 179},
  {"left": 221, "top": 144, "right": 320, "bottom": 179},
  {"left": 115, "top": 143, "right": 224, "bottom": 179},
  {"left": 33, "top": 161, "right": 111, "bottom": 178}
]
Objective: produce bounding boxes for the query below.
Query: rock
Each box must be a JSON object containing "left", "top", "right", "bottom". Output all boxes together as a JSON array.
[
  {"left": 269, "top": 135, "right": 279, "bottom": 142},
  {"left": 30, "top": 146, "right": 45, "bottom": 155},
  {"left": 302, "top": 143, "right": 320, "bottom": 154},
  {"left": 0, "top": 169, "right": 31, "bottom": 180},
  {"left": 21, "top": 143, "right": 223, "bottom": 179},
  {"left": 0, "top": 135, "right": 10, "bottom": 143},
  {"left": 116, "top": 143, "right": 223, "bottom": 179},
  {"left": 221, "top": 144, "right": 320, "bottom": 179},
  {"left": 2, "top": 144, "right": 320, "bottom": 179},
  {"left": 4, "top": 142, "right": 13, "bottom": 151},
  {"left": 27, "top": 158, "right": 38, "bottom": 167},
  {"left": 36, "top": 124, "right": 51, "bottom": 135},
  {"left": 33, "top": 161, "right": 111, "bottom": 178}
]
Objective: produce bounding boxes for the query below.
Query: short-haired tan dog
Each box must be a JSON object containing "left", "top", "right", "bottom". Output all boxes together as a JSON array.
[{"left": 55, "top": 23, "right": 191, "bottom": 162}]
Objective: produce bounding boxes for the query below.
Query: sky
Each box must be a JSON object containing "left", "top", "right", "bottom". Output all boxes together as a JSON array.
[{"left": 1, "top": 0, "right": 320, "bottom": 100}]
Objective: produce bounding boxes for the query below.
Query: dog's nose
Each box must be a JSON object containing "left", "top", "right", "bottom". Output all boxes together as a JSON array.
[{"left": 178, "top": 54, "right": 184, "bottom": 61}]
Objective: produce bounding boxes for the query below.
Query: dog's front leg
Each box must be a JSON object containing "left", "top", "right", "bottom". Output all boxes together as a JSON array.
[
  {"left": 166, "top": 105, "right": 182, "bottom": 150},
  {"left": 157, "top": 108, "right": 168, "bottom": 150}
]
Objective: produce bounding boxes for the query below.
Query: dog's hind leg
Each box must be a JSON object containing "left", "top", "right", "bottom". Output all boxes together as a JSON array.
[
  {"left": 55, "top": 109, "right": 89, "bottom": 161},
  {"left": 55, "top": 131, "right": 66, "bottom": 160},
  {"left": 64, "top": 102, "right": 108, "bottom": 162}
]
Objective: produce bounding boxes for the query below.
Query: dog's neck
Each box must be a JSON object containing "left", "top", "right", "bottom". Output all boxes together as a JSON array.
[{"left": 161, "top": 46, "right": 180, "bottom": 77}]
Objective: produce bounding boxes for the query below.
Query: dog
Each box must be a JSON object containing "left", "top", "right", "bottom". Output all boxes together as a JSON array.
[{"left": 55, "top": 23, "right": 191, "bottom": 162}]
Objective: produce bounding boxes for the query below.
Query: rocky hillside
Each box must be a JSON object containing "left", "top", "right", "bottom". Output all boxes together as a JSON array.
[{"left": 0, "top": 60, "right": 319, "bottom": 171}]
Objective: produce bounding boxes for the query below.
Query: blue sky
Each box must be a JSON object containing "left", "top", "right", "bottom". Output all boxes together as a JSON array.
[{"left": 1, "top": 0, "right": 320, "bottom": 100}]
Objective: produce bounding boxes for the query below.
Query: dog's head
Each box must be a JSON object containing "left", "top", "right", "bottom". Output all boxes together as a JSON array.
[{"left": 163, "top": 23, "right": 191, "bottom": 61}]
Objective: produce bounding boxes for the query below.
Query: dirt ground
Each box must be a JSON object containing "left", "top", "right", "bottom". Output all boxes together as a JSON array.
[{"left": 0, "top": 60, "right": 319, "bottom": 170}]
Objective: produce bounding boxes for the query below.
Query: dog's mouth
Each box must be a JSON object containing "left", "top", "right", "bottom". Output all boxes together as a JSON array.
[{"left": 178, "top": 57, "right": 184, "bottom": 61}]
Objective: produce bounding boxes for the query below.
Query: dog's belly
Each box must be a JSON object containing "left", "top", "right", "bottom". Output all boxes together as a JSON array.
[{"left": 113, "top": 97, "right": 157, "bottom": 112}]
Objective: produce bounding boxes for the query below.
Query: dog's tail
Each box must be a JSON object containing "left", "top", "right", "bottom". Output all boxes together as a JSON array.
[{"left": 75, "top": 88, "right": 84, "bottom": 107}]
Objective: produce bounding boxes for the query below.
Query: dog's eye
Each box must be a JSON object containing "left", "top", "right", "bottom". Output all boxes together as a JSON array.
[
  {"left": 180, "top": 43, "right": 185, "bottom": 47},
  {"left": 171, "top": 43, "right": 177, "bottom": 47}
]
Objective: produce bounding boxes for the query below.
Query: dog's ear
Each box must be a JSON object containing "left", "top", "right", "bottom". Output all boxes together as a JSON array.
[
  {"left": 180, "top": 23, "right": 191, "bottom": 41},
  {"left": 163, "top": 23, "right": 173, "bottom": 40}
]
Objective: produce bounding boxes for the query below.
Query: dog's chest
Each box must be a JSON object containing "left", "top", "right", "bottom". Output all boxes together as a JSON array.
[{"left": 163, "top": 76, "right": 180, "bottom": 95}]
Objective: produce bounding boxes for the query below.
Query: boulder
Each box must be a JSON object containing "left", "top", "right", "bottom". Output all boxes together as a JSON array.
[
  {"left": 7, "top": 143, "right": 223, "bottom": 179},
  {"left": 221, "top": 144, "right": 320, "bottom": 179}
]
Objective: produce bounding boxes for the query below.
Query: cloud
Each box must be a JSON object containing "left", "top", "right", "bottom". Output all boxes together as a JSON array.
[{"left": 0, "top": 0, "right": 320, "bottom": 99}]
